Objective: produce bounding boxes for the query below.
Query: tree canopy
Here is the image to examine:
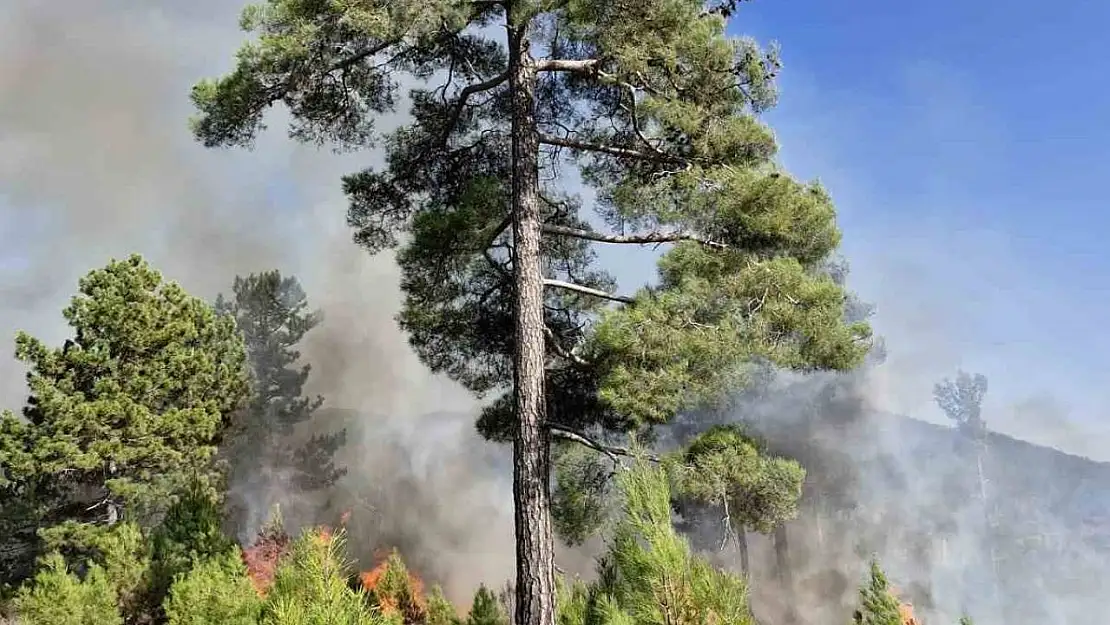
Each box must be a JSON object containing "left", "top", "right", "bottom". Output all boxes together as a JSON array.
[{"left": 934, "top": 370, "right": 988, "bottom": 440}]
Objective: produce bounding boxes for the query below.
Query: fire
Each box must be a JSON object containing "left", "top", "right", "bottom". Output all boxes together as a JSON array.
[
  {"left": 359, "top": 549, "right": 429, "bottom": 624},
  {"left": 241, "top": 509, "right": 354, "bottom": 597},
  {"left": 238, "top": 509, "right": 430, "bottom": 624},
  {"left": 898, "top": 602, "right": 920, "bottom": 625},
  {"left": 241, "top": 524, "right": 292, "bottom": 597},
  {"left": 888, "top": 585, "right": 921, "bottom": 625}
]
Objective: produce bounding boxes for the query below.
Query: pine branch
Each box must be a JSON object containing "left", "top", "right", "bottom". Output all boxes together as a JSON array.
[
  {"left": 548, "top": 424, "right": 661, "bottom": 464},
  {"left": 437, "top": 70, "right": 511, "bottom": 146},
  {"left": 539, "top": 133, "right": 685, "bottom": 163},
  {"left": 541, "top": 223, "right": 727, "bottom": 250},
  {"left": 328, "top": 40, "right": 396, "bottom": 73},
  {"left": 481, "top": 216, "right": 512, "bottom": 277},
  {"left": 543, "top": 279, "right": 634, "bottom": 304}
]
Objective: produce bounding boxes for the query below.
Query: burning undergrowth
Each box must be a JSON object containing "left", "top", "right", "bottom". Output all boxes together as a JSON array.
[{"left": 239, "top": 508, "right": 445, "bottom": 624}]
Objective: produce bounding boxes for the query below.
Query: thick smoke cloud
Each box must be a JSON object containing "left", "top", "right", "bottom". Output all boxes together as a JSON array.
[{"left": 680, "top": 364, "right": 1110, "bottom": 625}]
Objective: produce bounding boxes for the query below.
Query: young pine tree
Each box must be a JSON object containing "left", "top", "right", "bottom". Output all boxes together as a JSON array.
[
  {"left": 851, "top": 560, "right": 902, "bottom": 625},
  {"left": 668, "top": 424, "right": 805, "bottom": 576},
  {"left": 468, "top": 585, "right": 508, "bottom": 625},
  {"left": 216, "top": 271, "right": 346, "bottom": 537},
  {"left": 0, "top": 255, "right": 250, "bottom": 585},
  {"left": 583, "top": 458, "right": 755, "bottom": 625},
  {"left": 191, "top": 3, "right": 871, "bottom": 625}
]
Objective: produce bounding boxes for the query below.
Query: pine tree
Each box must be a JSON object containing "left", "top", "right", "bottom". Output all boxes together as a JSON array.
[
  {"left": 668, "top": 424, "right": 805, "bottom": 575},
  {"left": 468, "top": 585, "right": 508, "bottom": 625},
  {"left": 851, "top": 560, "right": 902, "bottom": 625},
  {"left": 216, "top": 270, "right": 346, "bottom": 537},
  {"left": 191, "top": 3, "right": 871, "bottom": 624},
  {"left": 585, "top": 457, "right": 755, "bottom": 625},
  {"left": 0, "top": 255, "right": 250, "bottom": 585},
  {"left": 933, "top": 370, "right": 1000, "bottom": 619}
]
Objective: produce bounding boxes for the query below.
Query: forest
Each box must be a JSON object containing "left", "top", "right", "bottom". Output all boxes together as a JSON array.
[{"left": 0, "top": 0, "right": 1086, "bottom": 624}]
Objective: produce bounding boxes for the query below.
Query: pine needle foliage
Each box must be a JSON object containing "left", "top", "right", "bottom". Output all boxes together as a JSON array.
[
  {"left": 851, "top": 560, "right": 903, "bottom": 625},
  {"left": 263, "top": 529, "right": 384, "bottom": 625}
]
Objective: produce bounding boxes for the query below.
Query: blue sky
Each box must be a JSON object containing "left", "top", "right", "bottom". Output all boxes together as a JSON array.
[
  {"left": 2, "top": 0, "right": 1108, "bottom": 458},
  {"left": 716, "top": 0, "right": 1110, "bottom": 454}
]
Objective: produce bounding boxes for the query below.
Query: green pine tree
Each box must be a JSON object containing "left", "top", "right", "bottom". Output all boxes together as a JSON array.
[
  {"left": 215, "top": 270, "right": 346, "bottom": 537},
  {"left": 667, "top": 423, "right": 804, "bottom": 577},
  {"left": 163, "top": 548, "right": 263, "bottom": 625},
  {"left": 191, "top": 3, "right": 872, "bottom": 624},
  {"left": 584, "top": 457, "right": 755, "bottom": 625},
  {"left": 13, "top": 553, "right": 124, "bottom": 625},
  {"left": 852, "top": 560, "right": 903, "bottom": 625},
  {"left": 468, "top": 585, "right": 508, "bottom": 625},
  {"left": 150, "top": 481, "right": 240, "bottom": 600},
  {"left": 0, "top": 254, "right": 250, "bottom": 586}
]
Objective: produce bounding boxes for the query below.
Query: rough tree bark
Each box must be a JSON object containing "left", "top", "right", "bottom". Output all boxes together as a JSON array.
[{"left": 507, "top": 16, "right": 557, "bottom": 625}]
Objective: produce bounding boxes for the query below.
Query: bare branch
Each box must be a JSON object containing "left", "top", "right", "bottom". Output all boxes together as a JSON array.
[
  {"left": 437, "top": 70, "right": 511, "bottom": 146},
  {"left": 543, "top": 279, "right": 634, "bottom": 304},
  {"left": 543, "top": 325, "right": 589, "bottom": 367},
  {"left": 548, "top": 424, "right": 661, "bottom": 464},
  {"left": 542, "top": 223, "right": 727, "bottom": 250},
  {"left": 536, "top": 59, "right": 601, "bottom": 73}
]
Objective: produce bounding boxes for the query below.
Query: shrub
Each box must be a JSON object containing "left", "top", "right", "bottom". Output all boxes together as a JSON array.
[
  {"left": 262, "top": 528, "right": 384, "bottom": 625},
  {"left": 164, "top": 548, "right": 262, "bottom": 625},
  {"left": 14, "top": 553, "right": 123, "bottom": 625}
]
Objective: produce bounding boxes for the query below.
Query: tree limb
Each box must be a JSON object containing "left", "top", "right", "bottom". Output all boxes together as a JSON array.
[
  {"left": 480, "top": 215, "right": 512, "bottom": 276},
  {"left": 548, "top": 423, "right": 661, "bottom": 464},
  {"left": 535, "top": 59, "right": 601, "bottom": 73},
  {"left": 328, "top": 40, "right": 396, "bottom": 73},
  {"left": 543, "top": 279, "right": 634, "bottom": 304},
  {"left": 543, "top": 325, "right": 590, "bottom": 368},
  {"left": 541, "top": 223, "right": 727, "bottom": 250},
  {"left": 539, "top": 133, "right": 685, "bottom": 163},
  {"left": 437, "top": 70, "right": 511, "bottom": 146}
]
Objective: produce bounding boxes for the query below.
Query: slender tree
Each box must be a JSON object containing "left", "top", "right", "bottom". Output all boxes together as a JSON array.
[
  {"left": 933, "top": 370, "right": 999, "bottom": 621},
  {"left": 190, "top": 2, "right": 871, "bottom": 624},
  {"left": 215, "top": 271, "right": 345, "bottom": 537}
]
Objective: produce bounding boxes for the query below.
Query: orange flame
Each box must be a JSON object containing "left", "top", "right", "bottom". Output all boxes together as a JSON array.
[
  {"left": 242, "top": 526, "right": 291, "bottom": 597},
  {"left": 898, "top": 602, "right": 920, "bottom": 625},
  {"left": 359, "top": 549, "right": 428, "bottom": 624}
]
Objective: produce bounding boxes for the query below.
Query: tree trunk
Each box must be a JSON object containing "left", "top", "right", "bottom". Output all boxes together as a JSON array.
[
  {"left": 737, "top": 528, "right": 750, "bottom": 578},
  {"left": 507, "top": 18, "right": 557, "bottom": 625},
  {"left": 773, "top": 524, "right": 799, "bottom": 625}
]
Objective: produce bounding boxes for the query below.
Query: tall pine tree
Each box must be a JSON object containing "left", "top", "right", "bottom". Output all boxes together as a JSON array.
[
  {"left": 191, "top": 2, "right": 871, "bottom": 624},
  {"left": 215, "top": 271, "right": 345, "bottom": 538}
]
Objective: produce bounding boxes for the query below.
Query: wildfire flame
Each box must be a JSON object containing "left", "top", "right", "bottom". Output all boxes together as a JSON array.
[
  {"left": 241, "top": 525, "right": 291, "bottom": 597},
  {"left": 240, "top": 508, "right": 430, "bottom": 625},
  {"left": 898, "top": 602, "right": 920, "bottom": 625},
  {"left": 359, "top": 548, "right": 429, "bottom": 623}
]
